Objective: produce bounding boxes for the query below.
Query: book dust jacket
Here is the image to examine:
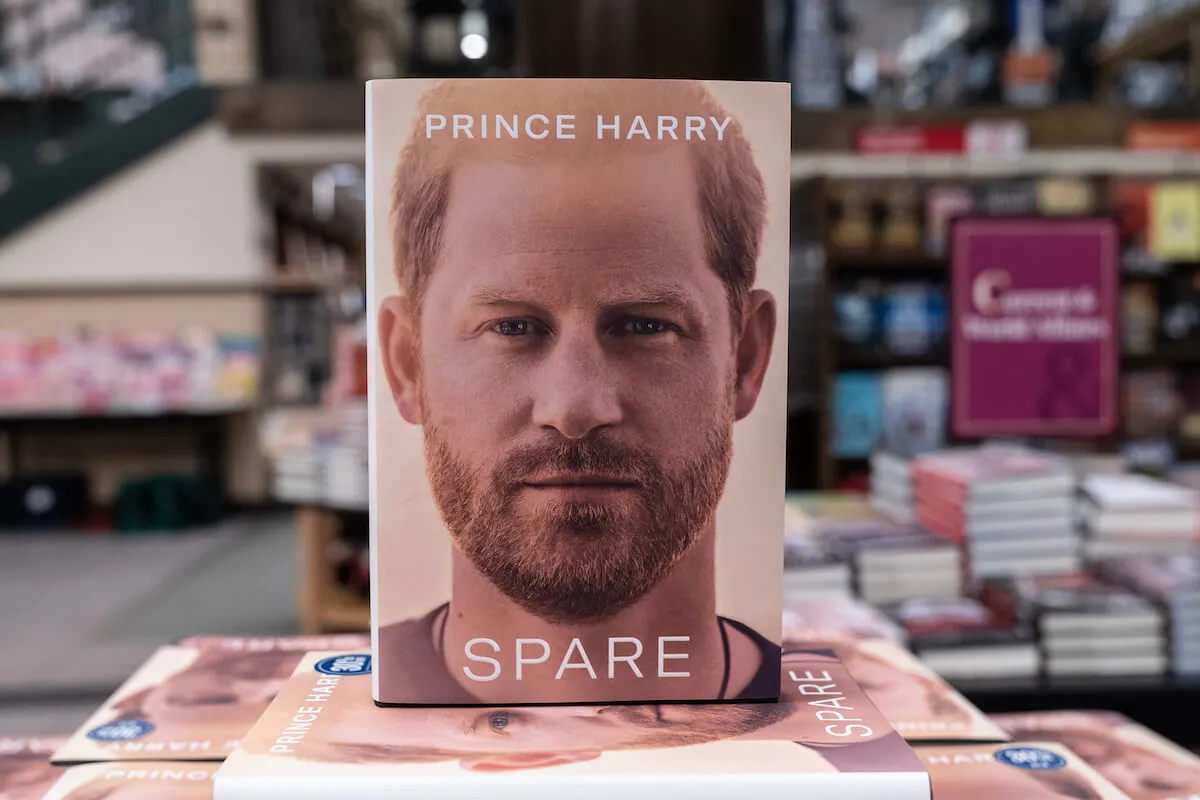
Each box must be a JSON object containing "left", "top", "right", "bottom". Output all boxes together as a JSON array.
[
  {"left": 40, "top": 762, "right": 219, "bottom": 800},
  {"left": 213, "top": 649, "right": 930, "bottom": 799},
  {"left": 366, "top": 78, "right": 791, "bottom": 706},
  {"left": 52, "top": 635, "right": 369, "bottom": 765}
]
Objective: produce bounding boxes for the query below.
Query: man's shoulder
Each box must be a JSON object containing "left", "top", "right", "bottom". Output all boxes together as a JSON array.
[{"left": 376, "top": 603, "right": 475, "bottom": 704}]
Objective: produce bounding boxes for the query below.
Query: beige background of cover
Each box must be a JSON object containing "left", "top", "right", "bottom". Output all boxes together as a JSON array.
[
  {"left": 367, "top": 79, "right": 790, "bottom": 634},
  {"left": 44, "top": 761, "right": 219, "bottom": 799}
]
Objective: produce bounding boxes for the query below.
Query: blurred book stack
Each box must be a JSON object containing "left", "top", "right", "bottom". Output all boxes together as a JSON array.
[
  {"left": 1080, "top": 473, "right": 1199, "bottom": 559},
  {"left": 887, "top": 596, "right": 1039, "bottom": 682},
  {"left": 783, "top": 503, "right": 853, "bottom": 599},
  {"left": 782, "top": 595, "right": 907, "bottom": 646},
  {"left": 259, "top": 402, "right": 369, "bottom": 510},
  {"left": 913, "top": 447, "right": 1080, "bottom": 580},
  {"left": 870, "top": 451, "right": 914, "bottom": 522},
  {"left": 819, "top": 517, "right": 962, "bottom": 605},
  {"left": 1098, "top": 554, "right": 1200, "bottom": 675},
  {"left": 983, "top": 573, "right": 1167, "bottom": 678}
]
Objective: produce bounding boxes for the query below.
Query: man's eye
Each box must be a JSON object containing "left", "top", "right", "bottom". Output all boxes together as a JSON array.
[
  {"left": 489, "top": 711, "right": 510, "bottom": 732},
  {"left": 493, "top": 319, "right": 535, "bottom": 337},
  {"left": 616, "top": 317, "right": 677, "bottom": 336}
]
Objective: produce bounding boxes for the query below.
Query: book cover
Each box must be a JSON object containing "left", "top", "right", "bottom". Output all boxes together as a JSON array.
[
  {"left": 912, "top": 447, "right": 1073, "bottom": 497},
  {"left": 814, "top": 639, "right": 1009, "bottom": 743},
  {"left": 366, "top": 78, "right": 790, "bottom": 706},
  {"left": 0, "top": 736, "right": 67, "bottom": 800},
  {"left": 918, "top": 742, "right": 1128, "bottom": 799},
  {"left": 1083, "top": 473, "right": 1197, "bottom": 512},
  {"left": 781, "top": 597, "right": 907, "bottom": 646},
  {"left": 213, "top": 650, "right": 931, "bottom": 799},
  {"left": 881, "top": 368, "right": 949, "bottom": 458},
  {"left": 41, "top": 762, "right": 219, "bottom": 800},
  {"left": 992, "top": 710, "right": 1200, "bottom": 799},
  {"left": 1097, "top": 554, "right": 1200, "bottom": 607},
  {"left": 52, "top": 635, "right": 370, "bottom": 765},
  {"left": 1150, "top": 182, "right": 1200, "bottom": 261},
  {"left": 882, "top": 284, "right": 938, "bottom": 356},
  {"left": 833, "top": 372, "right": 884, "bottom": 458}
]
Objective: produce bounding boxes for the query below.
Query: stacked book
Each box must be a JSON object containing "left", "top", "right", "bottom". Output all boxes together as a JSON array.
[
  {"left": 782, "top": 596, "right": 907, "bottom": 646},
  {"left": 886, "top": 597, "right": 1039, "bottom": 682},
  {"left": 783, "top": 504, "right": 853, "bottom": 599},
  {"left": 912, "top": 447, "right": 1079, "bottom": 580},
  {"left": 818, "top": 517, "right": 962, "bottom": 605},
  {"left": 1098, "top": 554, "right": 1200, "bottom": 675},
  {"left": 1080, "top": 473, "right": 1199, "bottom": 559},
  {"left": 982, "top": 572, "right": 1167, "bottom": 678},
  {"left": 992, "top": 710, "right": 1200, "bottom": 800},
  {"left": 870, "top": 451, "right": 914, "bottom": 523}
]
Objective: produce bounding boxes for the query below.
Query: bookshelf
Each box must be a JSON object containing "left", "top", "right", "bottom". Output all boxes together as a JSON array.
[
  {"left": 800, "top": 157, "right": 1200, "bottom": 490},
  {"left": 297, "top": 503, "right": 370, "bottom": 635}
]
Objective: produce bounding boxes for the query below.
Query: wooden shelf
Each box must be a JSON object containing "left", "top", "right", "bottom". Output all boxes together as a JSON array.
[
  {"left": 828, "top": 253, "right": 949, "bottom": 273},
  {"left": 1096, "top": 7, "right": 1200, "bottom": 67},
  {"left": 297, "top": 504, "right": 370, "bottom": 635}
]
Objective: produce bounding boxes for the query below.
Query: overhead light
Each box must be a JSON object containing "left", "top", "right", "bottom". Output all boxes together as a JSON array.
[
  {"left": 460, "top": 32, "right": 488, "bottom": 59},
  {"left": 459, "top": 8, "right": 489, "bottom": 60}
]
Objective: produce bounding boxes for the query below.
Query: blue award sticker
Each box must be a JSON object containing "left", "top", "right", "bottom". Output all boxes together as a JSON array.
[
  {"left": 314, "top": 654, "right": 372, "bottom": 676},
  {"left": 87, "top": 720, "right": 155, "bottom": 742},
  {"left": 995, "top": 747, "right": 1067, "bottom": 771}
]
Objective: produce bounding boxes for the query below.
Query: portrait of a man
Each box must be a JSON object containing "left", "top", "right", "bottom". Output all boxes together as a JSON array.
[
  {"left": 0, "top": 742, "right": 65, "bottom": 800},
  {"left": 369, "top": 78, "right": 790, "bottom": 706}
]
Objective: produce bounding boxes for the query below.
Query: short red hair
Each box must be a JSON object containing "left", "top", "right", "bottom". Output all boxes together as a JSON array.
[{"left": 388, "top": 79, "right": 768, "bottom": 329}]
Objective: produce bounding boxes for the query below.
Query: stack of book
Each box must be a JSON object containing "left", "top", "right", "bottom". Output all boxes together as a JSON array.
[
  {"left": 1098, "top": 554, "right": 1200, "bottom": 675},
  {"left": 887, "top": 597, "right": 1039, "bottom": 682},
  {"left": 991, "top": 710, "right": 1200, "bottom": 800},
  {"left": 916, "top": 742, "right": 1128, "bottom": 799},
  {"left": 870, "top": 451, "right": 914, "bottom": 522},
  {"left": 818, "top": 517, "right": 962, "bottom": 606},
  {"left": 1080, "top": 473, "right": 1199, "bottom": 559},
  {"left": 982, "top": 573, "right": 1167, "bottom": 678},
  {"left": 782, "top": 596, "right": 907, "bottom": 646},
  {"left": 783, "top": 504, "right": 853, "bottom": 599},
  {"left": 213, "top": 649, "right": 936, "bottom": 798},
  {"left": 912, "top": 447, "right": 1079, "bottom": 580}
]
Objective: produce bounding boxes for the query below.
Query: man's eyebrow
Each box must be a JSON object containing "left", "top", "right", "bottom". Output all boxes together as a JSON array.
[{"left": 467, "top": 287, "right": 701, "bottom": 310}]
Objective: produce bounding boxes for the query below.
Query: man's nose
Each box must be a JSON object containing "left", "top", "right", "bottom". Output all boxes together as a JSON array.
[{"left": 531, "top": 331, "right": 622, "bottom": 439}]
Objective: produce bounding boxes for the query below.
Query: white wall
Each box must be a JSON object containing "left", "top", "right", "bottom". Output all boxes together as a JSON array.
[{"left": 0, "top": 122, "right": 263, "bottom": 288}]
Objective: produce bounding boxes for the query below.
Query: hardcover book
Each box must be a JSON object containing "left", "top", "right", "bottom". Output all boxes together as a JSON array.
[
  {"left": 813, "top": 639, "right": 1009, "bottom": 744},
  {"left": 0, "top": 736, "right": 67, "bottom": 800},
  {"left": 833, "top": 372, "right": 884, "bottom": 458},
  {"left": 918, "top": 742, "right": 1128, "bottom": 799},
  {"left": 992, "top": 710, "right": 1200, "bottom": 799},
  {"left": 41, "top": 761, "right": 219, "bottom": 800},
  {"left": 213, "top": 649, "right": 931, "bottom": 799},
  {"left": 366, "top": 78, "right": 791, "bottom": 706},
  {"left": 52, "top": 635, "right": 370, "bottom": 765}
]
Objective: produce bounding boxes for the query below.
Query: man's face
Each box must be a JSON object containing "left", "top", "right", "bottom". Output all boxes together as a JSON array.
[
  {"left": 139, "top": 656, "right": 291, "bottom": 729},
  {"left": 1058, "top": 731, "right": 1200, "bottom": 795},
  {"left": 329, "top": 699, "right": 790, "bottom": 756},
  {"left": 844, "top": 650, "right": 968, "bottom": 724},
  {"left": 0, "top": 761, "right": 58, "bottom": 800},
  {"left": 399, "top": 149, "right": 742, "bottom": 623}
]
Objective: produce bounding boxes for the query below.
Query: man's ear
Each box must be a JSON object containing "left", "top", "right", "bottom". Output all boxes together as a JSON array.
[
  {"left": 733, "top": 288, "right": 777, "bottom": 421},
  {"left": 459, "top": 751, "right": 601, "bottom": 773},
  {"left": 378, "top": 295, "right": 423, "bottom": 425}
]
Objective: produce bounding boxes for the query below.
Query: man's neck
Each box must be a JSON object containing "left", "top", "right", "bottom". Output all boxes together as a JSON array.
[{"left": 440, "top": 524, "right": 726, "bottom": 704}]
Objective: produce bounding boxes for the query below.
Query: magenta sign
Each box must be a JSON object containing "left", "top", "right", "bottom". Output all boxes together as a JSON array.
[{"left": 951, "top": 217, "right": 1119, "bottom": 437}]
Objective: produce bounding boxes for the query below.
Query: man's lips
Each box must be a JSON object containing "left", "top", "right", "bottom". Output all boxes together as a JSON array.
[{"left": 522, "top": 473, "right": 639, "bottom": 488}]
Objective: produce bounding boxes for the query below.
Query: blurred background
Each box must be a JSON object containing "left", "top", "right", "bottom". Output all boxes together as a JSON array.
[{"left": 2, "top": 0, "right": 1200, "bottom": 747}]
